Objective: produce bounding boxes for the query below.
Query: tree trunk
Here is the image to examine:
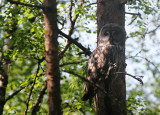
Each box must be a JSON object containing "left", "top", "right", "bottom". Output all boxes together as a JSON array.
[
  {"left": 0, "top": 64, "right": 8, "bottom": 115},
  {"left": 43, "top": 0, "right": 62, "bottom": 115},
  {"left": 95, "top": 0, "right": 126, "bottom": 114},
  {"left": 0, "top": 4, "right": 17, "bottom": 114}
]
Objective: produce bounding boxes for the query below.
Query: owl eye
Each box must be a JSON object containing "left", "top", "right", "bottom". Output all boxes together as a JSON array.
[{"left": 104, "top": 31, "right": 110, "bottom": 36}]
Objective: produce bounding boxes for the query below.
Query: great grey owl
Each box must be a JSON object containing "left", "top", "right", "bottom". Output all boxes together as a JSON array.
[{"left": 82, "top": 23, "right": 126, "bottom": 104}]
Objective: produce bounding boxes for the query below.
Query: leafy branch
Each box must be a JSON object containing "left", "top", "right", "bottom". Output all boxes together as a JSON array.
[
  {"left": 24, "top": 60, "right": 41, "bottom": 115},
  {"left": 59, "top": 0, "right": 84, "bottom": 58},
  {"left": 5, "top": 84, "right": 29, "bottom": 103},
  {"left": 62, "top": 70, "right": 107, "bottom": 94},
  {"left": 59, "top": 60, "right": 83, "bottom": 67},
  {"left": 31, "top": 81, "right": 47, "bottom": 115},
  {"left": 7, "top": 0, "right": 44, "bottom": 9}
]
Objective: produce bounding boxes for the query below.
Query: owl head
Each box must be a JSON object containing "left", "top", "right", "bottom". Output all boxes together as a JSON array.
[{"left": 98, "top": 23, "right": 126, "bottom": 46}]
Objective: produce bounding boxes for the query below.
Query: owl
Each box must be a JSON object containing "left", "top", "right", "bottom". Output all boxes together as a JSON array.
[{"left": 82, "top": 23, "right": 126, "bottom": 105}]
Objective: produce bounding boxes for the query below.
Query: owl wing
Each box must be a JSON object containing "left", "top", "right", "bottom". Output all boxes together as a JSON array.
[{"left": 82, "top": 45, "right": 110, "bottom": 104}]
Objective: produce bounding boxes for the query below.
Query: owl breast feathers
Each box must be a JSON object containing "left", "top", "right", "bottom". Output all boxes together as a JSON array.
[{"left": 82, "top": 23, "right": 126, "bottom": 104}]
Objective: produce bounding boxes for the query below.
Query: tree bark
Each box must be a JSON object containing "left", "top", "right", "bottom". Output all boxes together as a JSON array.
[
  {"left": 95, "top": 0, "right": 126, "bottom": 114},
  {"left": 43, "top": 0, "right": 62, "bottom": 115},
  {"left": 0, "top": 65, "right": 8, "bottom": 115}
]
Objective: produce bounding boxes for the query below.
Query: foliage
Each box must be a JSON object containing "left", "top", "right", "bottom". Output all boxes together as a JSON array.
[{"left": 0, "top": 0, "right": 160, "bottom": 114}]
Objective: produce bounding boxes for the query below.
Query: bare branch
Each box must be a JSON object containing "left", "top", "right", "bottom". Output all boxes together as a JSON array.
[
  {"left": 128, "top": 16, "right": 138, "bottom": 25},
  {"left": 24, "top": 62, "right": 41, "bottom": 115},
  {"left": 62, "top": 70, "right": 107, "bottom": 94},
  {"left": 116, "top": 72, "right": 144, "bottom": 85},
  {"left": 137, "top": 56, "right": 160, "bottom": 72},
  {"left": 7, "top": 0, "right": 44, "bottom": 9},
  {"left": 148, "top": 25, "right": 160, "bottom": 34},
  {"left": 127, "top": 55, "right": 160, "bottom": 72},
  {"left": 31, "top": 82, "right": 47, "bottom": 115},
  {"left": 126, "top": 73, "right": 144, "bottom": 85},
  {"left": 86, "top": 2, "right": 97, "bottom": 6},
  {"left": 125, "top": 12, "right": 140, "bottom": 16},
  {"left": 58, "top": 30, "right": 91, "bottom": 56}
]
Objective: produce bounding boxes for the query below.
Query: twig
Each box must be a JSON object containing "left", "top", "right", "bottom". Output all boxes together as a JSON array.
[
  {"left": 58, "top": 30, "right": 91, "bottom": 56},
  {"left": 5, "top": 71, "right": 45, "bottom": 103},
  {"left": 59, "top": 0, "right": 83, "bottom": 58},
  {"left": 59, "top": 60, "right": 82, "bottom": 67},
  {"left": 7, "top": 0, "right": 44, "bottom": 9},
  {"left": 5, "top": 86, "right": 25, "bottom": 103},
  {"left": 128, "top": 16, "right": 138, "bottom": 25},
  {"left": 127, "top": 55, "right": 160, "bottom": 72},
  {"left": 137, "top": 56, "right": 160, "bottom": 72},
  {"left": 24, "top": 61, "right": 41, "bottom": 115},
  {"left": 0, "top": 5, "right": 5, "bottom": 10},
  {"left": 116, "top": 72, "right": 144, "bottom": 85},
  {"left": 31, "top": 81, "right": 47, "bottom": 115},
  {"left": 62, "top": 70, "right": 107, "bottom": 94},
  {"left": 86, "top": 2, "right": 97, "bottom": 7},
  {"left": 126, "top": 73, "right": 144, "bottom": 85},
  {"left": 148, "top": 25, "right": 160, "bottom": 34},
  {"left": 125, "top": 12, "right": 140, "bottom": 16}
]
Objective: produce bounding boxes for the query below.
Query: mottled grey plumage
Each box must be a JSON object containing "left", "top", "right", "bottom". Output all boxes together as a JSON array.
[{"left": 82, "top": 23, "right": 126, "bottom": 104}]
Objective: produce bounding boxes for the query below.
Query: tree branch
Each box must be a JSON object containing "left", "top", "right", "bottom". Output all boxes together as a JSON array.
[
  {"left": 5, "top": 69, "right": 45, "bottom": 103},
  {"left": 126, "top": 73, "right": 144, "bottom": 85},
  {"left": 116, "top": 72, "right": 144, "bottom": 85},
  {"left": 59, "top": 60, "right": 82, "bottom": 67},
  {"left": 5, "top": 85, "right": 26, "bottom": 103},
  {"left": 58, "top": 30, "right": 91, "bottom": 56},
  {"left": 31, "top": 81, "right": 47, "bottom": 115},
  {"left": 7, "top": 0, "right": 44, "bottom": 9},
  {"left": 24, "top": 61, "right": 41, "bottom": 115},
  {"left": 127, "top": 55, "right": 160, "bottom": 72},
  {"left": 59, "top": 0, "right": 84, "bottom": 58},
  {"left": 148, "top": 25, "right": 160, "bottom": 34},
  {"left": 0, "top": 5, "right": 5, "bottom": 10},
  {"left": 62, "top": 70, "right": 107, "bottom": 94},
  {"left": 125, "top": 12, "right": 140, "bottom": 16}
]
